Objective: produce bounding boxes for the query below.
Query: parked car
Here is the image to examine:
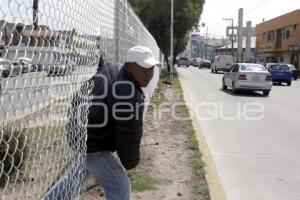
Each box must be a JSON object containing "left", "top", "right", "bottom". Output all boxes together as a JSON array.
[
  {"left": 0, "top": 58, "right": 10, "bottom": 78},
  {"left": 29, "top": 64, "right": 46, "bottom": 72},
  {"left": 287, "top": 64, "right": 298, "bottom": 80},
  {"left": 177, "top": 57, "right": 190, "bottom": 67},
  {"left": 211, "top": 55, "right": 234, "bottom": 73},
  {"left": 15, "top": 57, "right": 32, "bottom": 64},
  {"left": 268, "top": 64, "right": 292, "bottom": 86},
  {"left": 200, "top": 59, "right": 212, "bottom": 68},
  {"left": 1, "top": 61, "right": 29, "bottom": 78},
  {"left": 0, "top": 59, "right": 7, "bottom": 95},
  {"left": 48, "top": 60, "right": 75, "bottom": 76},
  {"left": 222, "top": 63, "right": 273, "bottom": 96},
  {"left": 191, "top": 58, "right": 201, "bottom": 67}
]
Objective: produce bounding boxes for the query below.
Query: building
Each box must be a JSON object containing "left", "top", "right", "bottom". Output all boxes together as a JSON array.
[
  {"left": 216, "top": 37, "right": 256, "bottom": 62},
  {"left": 189, "top": 33, "right": 203, "bottom": 58},
  {"left": 182, "top": 32, "right": 228, "bottom": 59},
  {"left": 199, "top": 38, "right": 229, "bottom": 59},
  {"left": 256, "top": 10, "right": 300, "bottom": 69}
]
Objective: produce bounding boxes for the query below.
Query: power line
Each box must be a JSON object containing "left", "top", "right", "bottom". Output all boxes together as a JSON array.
[
  {"left": 243, "top": 0, "right": 272, "bottom": 16},
  {"left": 228, "top": 0, "right": 273, "bottom": 19}
]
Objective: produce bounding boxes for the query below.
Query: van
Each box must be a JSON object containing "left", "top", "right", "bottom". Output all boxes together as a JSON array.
[{"left": 211, "top": 55, "right": 234, "bottom": 73}]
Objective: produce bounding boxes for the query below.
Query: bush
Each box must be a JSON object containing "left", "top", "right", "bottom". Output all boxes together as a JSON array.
[{"left": 0, "top": 125, "right": 29, "bottom": 188}]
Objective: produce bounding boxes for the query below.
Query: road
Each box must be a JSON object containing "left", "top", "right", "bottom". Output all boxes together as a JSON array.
[{"left": 177, "top": 67, "right": 300, "bottom": 200}]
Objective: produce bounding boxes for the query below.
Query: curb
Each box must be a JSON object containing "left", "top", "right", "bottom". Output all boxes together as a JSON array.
[{"left": 178, "top": 74, "right": 227, "bottom": 200}]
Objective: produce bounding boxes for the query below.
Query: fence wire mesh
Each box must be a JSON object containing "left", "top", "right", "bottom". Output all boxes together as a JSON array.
[{"left": 0, "top": 0, "right": 162, "bottom": 199}]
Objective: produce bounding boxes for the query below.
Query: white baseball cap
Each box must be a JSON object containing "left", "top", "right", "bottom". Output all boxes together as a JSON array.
[{"left": 126, "top": 45, "right": 160, "bottom": 69}]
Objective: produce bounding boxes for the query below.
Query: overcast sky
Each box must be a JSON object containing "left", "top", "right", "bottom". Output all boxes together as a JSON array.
[{"left": 199, "top": 0, "right": 300, "bottom": 38}]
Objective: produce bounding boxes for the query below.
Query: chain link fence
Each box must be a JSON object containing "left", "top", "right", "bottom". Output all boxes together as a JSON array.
[{"left": 0, "top": 0, "right": 162, "bottom": 199}]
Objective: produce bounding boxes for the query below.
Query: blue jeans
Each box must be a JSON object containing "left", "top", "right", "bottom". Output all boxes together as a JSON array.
[
  {"left": 41, "top": 151, "right": 131, "bottom": 200},
  {"left": 86, "top": 152, "right": 131, "bottom": 200}
]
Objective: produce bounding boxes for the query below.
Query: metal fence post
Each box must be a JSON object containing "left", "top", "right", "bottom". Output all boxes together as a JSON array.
[{"left": 114, "top": 0, "right": 120, "bottom": 63}]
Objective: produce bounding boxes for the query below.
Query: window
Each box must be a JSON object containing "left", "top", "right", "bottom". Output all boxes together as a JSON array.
[
  {"left": 270, "top": 64, "right": 289, "bottom": 70},
  {"left": 283, "top": 26, "right": 294, "bottom": 39},
  {"left": 15, "top": 25, "right": 23, "bottom": 34},
  {"left": 263, "top": 33, "right": 267, "bottom": 40},
  {"left": 230, "top": 64, "right": 236, "bottom": 72},
  {"left": 232, "top": 65, "right": 239, "bottom": 73},
  {"left": 285, "top": 29, "right": 290, "bottom": 39},
  {"left": 241, "top": 64, "right": 267, "bottom": 72},
  {"left": 267, "top": 31, "right": 274, "bottom": 41},
  {"left": 180, "top": 57, "right": 188, "bottom": 61}
]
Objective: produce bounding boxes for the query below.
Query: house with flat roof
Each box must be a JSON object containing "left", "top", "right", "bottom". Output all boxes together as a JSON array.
[{"left": 256, "top": 10, "right": 300, "bottom": 69}]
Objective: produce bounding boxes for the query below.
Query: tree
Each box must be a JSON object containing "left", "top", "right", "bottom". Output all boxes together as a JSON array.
[{"left": 129, "top": 0, "right": 205, "bottom": 71}]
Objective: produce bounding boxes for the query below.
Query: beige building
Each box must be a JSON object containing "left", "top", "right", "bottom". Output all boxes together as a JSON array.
[{"left": 256, "top": 10, "right": 300, "bottom": 70}]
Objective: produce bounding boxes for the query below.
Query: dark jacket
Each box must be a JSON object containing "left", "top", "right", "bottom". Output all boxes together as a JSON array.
[{"left": 68, "top": 63, "right": 145, "bottom": 170}]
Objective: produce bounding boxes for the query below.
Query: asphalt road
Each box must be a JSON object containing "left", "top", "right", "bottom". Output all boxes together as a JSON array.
[{"left": 177, "top": 66, "right": 300, "bottom": 200}]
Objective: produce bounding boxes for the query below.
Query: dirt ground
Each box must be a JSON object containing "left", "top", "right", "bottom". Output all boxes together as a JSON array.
[{"left": 83, "top": 79, "right": 206, "bottom": 200}]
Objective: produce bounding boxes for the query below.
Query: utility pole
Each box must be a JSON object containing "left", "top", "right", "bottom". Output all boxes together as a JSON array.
[
  {"left": 170, "top": 0, "right": 174, "bottom": 78},
  {"left": 33, "top": 0, "right": 39, "bottom": 30},
  {"left": 205, "top": 26, "right": 208, "bottom": 59},
  {"left": 114, "top": 0, "right": 120, "bottom": 63},
  {"left": 245, "top": 21, "right": 252, "bottom": 62},
  {"left": 223, "top": 18, "right": 234, "bottom": 59},
  {"left": 237, "top": 8, "right": 243, "bottom": 63}
]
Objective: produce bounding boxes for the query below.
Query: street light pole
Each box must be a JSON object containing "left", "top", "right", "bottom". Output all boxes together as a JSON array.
[{"left": 170, "top": 0, "right": 174, "bottom": 78}]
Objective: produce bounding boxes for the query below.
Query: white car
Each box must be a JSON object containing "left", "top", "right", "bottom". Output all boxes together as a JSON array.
[
  {"left": 287, "top": 64, "right": 298, "bottom": 80},
  {"left": 222, "top": 63, "right": 273, "bottom": 96},
  {"left": 191, "top": 58, "right": 202, "bottom": 67},
  {"left": 177, "top": 57, "right": 190, "bottom": 67}
]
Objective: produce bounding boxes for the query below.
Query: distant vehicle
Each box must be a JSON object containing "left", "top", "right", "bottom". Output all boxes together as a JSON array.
[
  {"left": 268, "top": 64, "right": 292, "bottom": 86},
  {"left": 1, "top": 60, "right": 29, "bottom": 78},
  {"left": 0, "top": 58, "right": 10, "bottom": 78},
  {"left": 0, "top": 59, "right": 7, "bottom": 95},
  {"left": 15, "top": 57, "right": 32, "bottom": 64},
  {"left": 222, "top": 63, "right": 272, "bottom": 96},
  {"left": 29, "top": 64, "right": 43, "bottom": 72},
  {"left": 200, "top": 59, "right": 212, "bottom": 68},
  {"left": 287, "top": 64, "right": 298, "bottom": 80},
  {"left": 48, "top": 60, "right": 75, "bottom": 76},
  {"left": 265, "top": 63, "right": 277, "bottom": 70},
  {"left": 191, "top": 58, "right": 201, "bottom": 67},
  {"left": 177, "top": 57, "right": 190, "bottom": 67},
  {"left": 211, "top": 55, "right": 234, "bottom": 73},
  {"left": 265, "top": 63, "right": 298, "bottom": 81}
]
